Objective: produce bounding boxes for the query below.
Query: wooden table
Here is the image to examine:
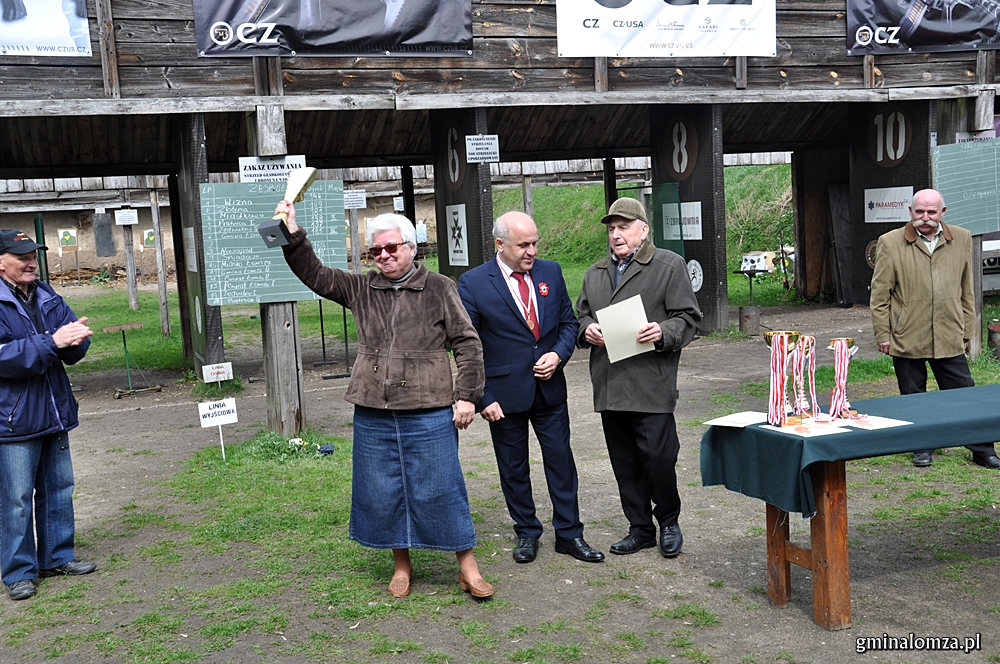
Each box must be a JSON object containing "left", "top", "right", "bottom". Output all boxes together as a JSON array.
[{"left": 700, "top": 385, "right": 1000, "bottom": 631}]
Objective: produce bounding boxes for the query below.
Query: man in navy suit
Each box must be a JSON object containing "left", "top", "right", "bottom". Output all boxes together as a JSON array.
[{"left": 458, "top": 212, "right": 604, "bottom": 564}]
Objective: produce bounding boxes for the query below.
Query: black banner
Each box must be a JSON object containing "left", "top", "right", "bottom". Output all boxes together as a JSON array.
[
  {"left": 847, "top": 0, "right": 1000, "bottom": 54},
  {"left": 194, "top": 0, "right": 472, "bottom": 57}
]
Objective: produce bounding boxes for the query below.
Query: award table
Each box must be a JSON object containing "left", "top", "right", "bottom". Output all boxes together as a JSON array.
[{"left": 700, "top": 384, "right": 1000, "bottom": 630}]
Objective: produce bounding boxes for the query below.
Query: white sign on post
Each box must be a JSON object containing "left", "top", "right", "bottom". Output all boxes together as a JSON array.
[
  {"left": 663, "top": 201, "right": 703, "bottom": 241},
  {"left": 238, "top": 155, "right": 308, "bottom": 183},
  {"left": 202, "top": 362, "right": 234, "bottom": 383},
  {"left": 465, "top": 134, "right": 500, "bottom": 163},
  {"left": 344, "top": 190, "right": 367, "bottom": 209},
  {"left": 199, "top": 398, "right": 238, "bottom": 427},
  {"left": 114, "top": 208, "right": 139, "bottom": 226},
  {"left": 446, "top": 203, "right": 469, "bottom": 267},
  {"left": 393, "top": 196, "right": 405, "bottom": 212}
]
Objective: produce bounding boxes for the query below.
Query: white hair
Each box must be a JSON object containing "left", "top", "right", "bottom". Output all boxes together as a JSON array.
[{"left": 366, "top": 213, "right": 416, "bottom": 247}]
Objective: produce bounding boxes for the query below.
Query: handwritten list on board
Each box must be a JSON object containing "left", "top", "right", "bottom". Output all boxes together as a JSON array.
[
  {"left": 199, "top": 180, "right": 347, "bottom": 306},
  {"left": 933, "top": 140, "right": 1000, "bottom": 236}
]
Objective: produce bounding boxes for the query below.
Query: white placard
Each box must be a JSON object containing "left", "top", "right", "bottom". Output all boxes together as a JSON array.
[
  {"left": 663, "top": 201, "right": 703, "bottom": 241},
  {"left": 393, "top": 196, "right": 405, "bottom": 212},
  {"left": 956, "top": 131, "right": 997, "bottom": 143},
  {"left": 198, "top": 398, "right": 238, "bottom": 428},
  {"left": 556, "top": 0, "right": 777, "bottom": 58},
  {"left": 238, "top": 155, "right": 307, "bottom": 183},
  {"left": 202, "top": 362, "right": 234, "bottom": 383},
  {"left": 864, "top": 186, "right": 913, "bottom": 223},
  {"left": 183, "top": 227, "right": 198, "bottom": 272},
  {"left": 703, "top": 411, "right": 768, "bottom": 428},
  {"left": 465, "top": 134, "right": 500, "bottom": 163},
  {"left": 344, "top": 190, "right": 368, "bottom": 209},
  {"left": 595, "top": 294, "right": 654, "bottom": 364},
  {"left": 446, "top": 203, "right": 469, "bottom": 267},
  {"left": 114, "top": 208, "right": 139, "bottom": 226}
]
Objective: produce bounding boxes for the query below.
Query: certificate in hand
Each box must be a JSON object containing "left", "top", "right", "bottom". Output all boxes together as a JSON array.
[{"left": 595, "top": 294, "right": 655, "bottom": 363}]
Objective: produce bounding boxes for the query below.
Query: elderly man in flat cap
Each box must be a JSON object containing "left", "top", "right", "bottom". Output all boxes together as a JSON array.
[
  {"left": 0, "top": 230, "right": 94, "bottom": 601},
  {"left": 576, "top": 199, "right": 702, "bottom": 559}
]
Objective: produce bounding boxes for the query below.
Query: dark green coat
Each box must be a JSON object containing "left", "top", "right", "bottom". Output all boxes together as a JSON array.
[{"left": 576, "top": 240, "right": 702, "bottom": 413}]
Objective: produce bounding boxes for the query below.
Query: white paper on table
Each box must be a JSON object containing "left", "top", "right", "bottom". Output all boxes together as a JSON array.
[
  {"left": 839, "top": 415, "right": 913, "bottom": 430},
  {"left": 703, "top": 411, "right": 769, "bottom": 428},
  {"left": 595, "top": 294, "right": 654, "bottom": 363},
  {"left": 760, "top": 424, "right": 852, "bottom": 437}
]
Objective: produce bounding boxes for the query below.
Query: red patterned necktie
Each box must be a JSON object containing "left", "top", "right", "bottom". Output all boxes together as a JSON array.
[{"left": 512, "top": 272, "right": 540, "bottom": 340}]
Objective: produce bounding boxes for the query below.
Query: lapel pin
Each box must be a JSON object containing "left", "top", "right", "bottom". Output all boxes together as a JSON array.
[{"left": 538, "top": 282, "right": 549, "bottom": 296}]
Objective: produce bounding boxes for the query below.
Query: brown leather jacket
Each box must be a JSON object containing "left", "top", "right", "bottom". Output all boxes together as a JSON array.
[{"left": 284, "top": 230, "right": 484, "bottom": 410}]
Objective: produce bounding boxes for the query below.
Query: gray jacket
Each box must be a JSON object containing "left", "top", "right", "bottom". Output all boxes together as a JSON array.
[{"left": 576, "top": 240, "right": 702, "bottom": 413}]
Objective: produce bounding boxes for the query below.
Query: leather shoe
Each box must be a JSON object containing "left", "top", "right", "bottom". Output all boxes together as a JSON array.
[
  {"left": 7, "top": 579, "right": 37, "bottom": 601},
  {"left": 973, "top": 454, "right": 1000, "bottom": 469},
  {"left": 912, "top": 452, "right": 932, "bottom": 467},
  {"left": 458, "top": 572, "right": 494, "bottom": 599},
  {"left": 554, "top": 537, "right": 605, "bottom": 562},
  {"left": 38, "top": 560, "right": 96, "bottom": 578},
  {"left": 659, "top": 524, "right": 683, "bottom": 558},
  {"left": 512, "top": 537, "right": 539, "bottom": 563},
  {"left": 609, "top": 532, "right": 656, "bottom": 555}
]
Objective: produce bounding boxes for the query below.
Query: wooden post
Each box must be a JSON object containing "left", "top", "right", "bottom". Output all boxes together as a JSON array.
[
  {"left": 247, "top": 56, "right": 304, "bottom": 435},
  {"left": 522, "top": 173, "right": 533, "bottom": 218},
  {"left": 401, "top": 165, "right": 416, "bottom": 223},
  {"left": 349, "top": 206, "right": 362, "bottom": 274},
  {"left": 603, "top": 157, "right": 617, "bottom": 211},
  {"left": 149, "top": 188, "right": 170, "bottom": 337},
  {"left": 123, "top": 223, "right": 138, "bottom": 311},
  {"left": 595, "top": 57, "right": 609, "bottom": 92},
  {"left": 735, "top": 56, "right": 747, "bottom": 90},
  {"left": 972, "top": 236, "right": 983, "bottom": 358},
  {"left": 863, "top": 55, "right": 876, "bottom": 89},
  {"left": 94, "top": 0, "right": 120, "bottom": 99},
  {"left": 809, "top": 461, "right": 852, "bottom": 630}
]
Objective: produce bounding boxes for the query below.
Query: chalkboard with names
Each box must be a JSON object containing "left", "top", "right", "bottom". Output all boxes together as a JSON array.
[
  {"left": 199, "top": 180, "right": 347, "bottom": 306},
  {"left": 933, "top": 141, "right": 1000, "bottom": 236}
]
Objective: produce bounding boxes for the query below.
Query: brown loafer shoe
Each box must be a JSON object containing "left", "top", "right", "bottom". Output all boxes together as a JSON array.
[
  {"left": 458, "top": 572, "right": 494, "bottom": 599},
  {"left": 388, "top": 568, "right": 411, "bottom": 598}
]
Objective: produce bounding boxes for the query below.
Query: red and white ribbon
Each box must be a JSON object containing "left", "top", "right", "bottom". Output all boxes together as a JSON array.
[
  {"left": 828, "top": 339, "right": 855, "bottom": 420},
  {"left": 768, "top": 333, "right": 791, "bottom": 426}
]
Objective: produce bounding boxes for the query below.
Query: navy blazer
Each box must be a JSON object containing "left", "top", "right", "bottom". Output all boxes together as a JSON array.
[{"left": 458, "top": 256, "right": 578, "bottom": 413}]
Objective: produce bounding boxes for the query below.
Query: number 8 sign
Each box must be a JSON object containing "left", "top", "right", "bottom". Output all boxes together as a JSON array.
[{"left": 665, "top": 115, "right": 698, "bottom": 181}]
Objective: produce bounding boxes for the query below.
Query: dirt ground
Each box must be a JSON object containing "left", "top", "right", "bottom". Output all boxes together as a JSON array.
[{"left": 2, "top": 290, "right": 998, "bottom": 663}]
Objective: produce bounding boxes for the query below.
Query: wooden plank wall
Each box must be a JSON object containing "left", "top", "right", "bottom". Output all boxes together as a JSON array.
[{"left": 0, "top": 0, "right": 991, "bottom": 102}]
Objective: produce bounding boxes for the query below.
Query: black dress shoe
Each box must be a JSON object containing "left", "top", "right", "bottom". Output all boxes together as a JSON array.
[
  {"left": 659, "top": 524, "right": 683, "bottom": 558},
  {"left": 512, "top": 537, "right": 539, "bottom": 563},
  {"left": 973, "top": 454, "right": 1000, "bottom": 469},
  {"left": 38, "top": 560, "right": 96, "bottom": 578},
  {"left": 912, "top": 452, "right": 932, "bottom": 467},
  {"left": 554, "top": 537, "right": 605, "bottom": 562},
  {"left": 609, "top": 532, "right": 656, "bottom": 555}
]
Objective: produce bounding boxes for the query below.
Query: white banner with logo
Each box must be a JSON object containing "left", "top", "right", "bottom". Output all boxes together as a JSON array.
[
  {"left": 0, "top": 0, "right": 91, "bottom": 57},
  {"left": 864, "top": 186, "right": 913, "bottom": 223},
  {"left": 445, "top": 203, "right": 469, "bottom": 267},
  {"left": 557, "top": 0, "right": 776, "bottom": 58}
]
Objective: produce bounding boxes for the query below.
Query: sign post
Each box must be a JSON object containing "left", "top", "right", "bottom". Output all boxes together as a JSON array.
[{"left": 198, "top": 397, "right": 239, "bottom": 461}]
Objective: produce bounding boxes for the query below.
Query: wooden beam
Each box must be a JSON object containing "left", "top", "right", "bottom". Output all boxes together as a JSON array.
[
  {"left": 766, "top": 503, "right": 791, "bottom": 607},
  {"left": 94, "top": 0, "right": 120, "bottom": 99},
  {"left": 522, "top": 173, "right": 533, "bottom": 218},
  {"left": 595, "top": 57, "right": 608, "bottom": 93},
  {"left": 810, "top": 461, "right": 852, "bottom": 630},
  {"left": 603, "top": 157, "right": 617, "bottom": 211},
  {"left": 977, "top": 50, "right": 995, "bottom": 85},
  {"left": 149, "top": 189, "right": 171, "bottom": 337},
  {"left": 401, "top": 165, "right": 416, "bottom": 223},
  {"left": 735, "top": 56, "right": 747, "bottom": 90},
  {"left": 975, "top": 89, "right": 995, "bottom": 132},
  {"left": 863, "top": 55, "right": 876, "bottom": 89},
  {"left": 248, "top": 105, "right": 288, "bottom": 156}
]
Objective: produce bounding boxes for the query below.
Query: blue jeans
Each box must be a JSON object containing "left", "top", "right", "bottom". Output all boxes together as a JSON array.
[{"left": 0, "top": 432, "right": 78, "bottom": 585}]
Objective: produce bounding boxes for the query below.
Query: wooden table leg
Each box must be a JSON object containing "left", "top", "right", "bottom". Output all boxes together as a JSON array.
[
  {"left": 810, "top": 460, "right": 852, "bottom": 630},
  {"left": 766, "top": 503, "right": 791, "bottom": 607}
]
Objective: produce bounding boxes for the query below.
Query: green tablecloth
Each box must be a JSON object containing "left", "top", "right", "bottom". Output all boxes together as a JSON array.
[{"left": 699, "top": 384, "right": 1000, "bottom": 517}]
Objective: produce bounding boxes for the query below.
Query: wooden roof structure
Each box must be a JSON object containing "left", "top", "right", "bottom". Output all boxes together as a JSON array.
[{"left": 0, "top": 0, "right": 993, "bottom": 177}]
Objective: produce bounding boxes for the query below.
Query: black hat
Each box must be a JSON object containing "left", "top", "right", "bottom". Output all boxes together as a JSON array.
[{"left": 0, "top": 230, "right": 47, "bottom": 255}]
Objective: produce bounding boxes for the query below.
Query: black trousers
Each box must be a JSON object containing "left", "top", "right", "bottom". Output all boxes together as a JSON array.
[
  {"left": 488, "top": 385, "right": 583, "bottom": 540},
  {"left": 600, "top": 411, "right": 680, "bottom": 538},
  {"left": 893, "top": 355, "right": 995, "bottom": 458}
]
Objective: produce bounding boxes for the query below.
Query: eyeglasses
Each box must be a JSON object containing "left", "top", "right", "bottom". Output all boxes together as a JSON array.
[{"left": 369, "top": 243, "right": 405, "bottom": 258}]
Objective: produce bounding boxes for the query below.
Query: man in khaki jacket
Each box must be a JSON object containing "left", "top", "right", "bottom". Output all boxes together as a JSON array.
[{"left": 870, "top": 188, "right": 999, "bottom": 469}]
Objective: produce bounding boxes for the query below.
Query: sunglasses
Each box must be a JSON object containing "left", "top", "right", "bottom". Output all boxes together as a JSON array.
[{"left": 368, "top": 242, "right": 406, "bottom": 258}]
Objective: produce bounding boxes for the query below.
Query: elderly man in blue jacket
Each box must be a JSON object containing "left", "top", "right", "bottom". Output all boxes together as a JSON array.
[{"left": 0, "top": 230, "right": 94, "bottom": 601}]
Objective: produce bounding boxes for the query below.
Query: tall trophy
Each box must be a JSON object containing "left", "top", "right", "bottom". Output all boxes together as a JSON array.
[{"left": 258, "top": 167, "right": 318, "bottom": 248}]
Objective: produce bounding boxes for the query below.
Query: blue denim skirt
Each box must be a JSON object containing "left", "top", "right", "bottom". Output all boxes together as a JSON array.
[{"left": 349, "top": 406, "right": 477, "bottom": 551}]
